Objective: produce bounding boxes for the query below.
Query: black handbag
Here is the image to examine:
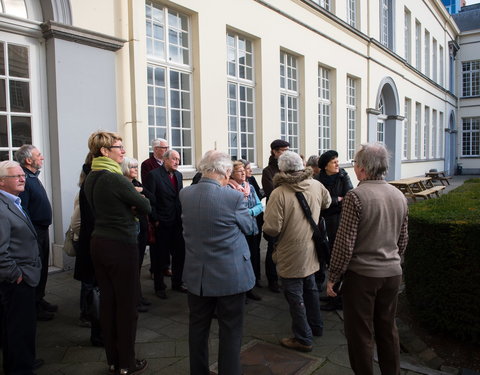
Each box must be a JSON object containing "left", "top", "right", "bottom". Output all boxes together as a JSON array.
[{"left": 295, "top": 192, "right": 331, "bottom": 266}]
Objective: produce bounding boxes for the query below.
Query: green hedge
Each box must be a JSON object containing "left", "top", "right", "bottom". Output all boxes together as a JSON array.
[{"left": 404, "top": 178, "right": 480, "bottom": 344}]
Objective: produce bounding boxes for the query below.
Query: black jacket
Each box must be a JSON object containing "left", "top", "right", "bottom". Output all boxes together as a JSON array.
[{"left": 315, "top": 168, "right": 353, "bottom": 217}]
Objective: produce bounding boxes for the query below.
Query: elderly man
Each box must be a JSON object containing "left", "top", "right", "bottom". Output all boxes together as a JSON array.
[
  {"left": 0, "top": 160, "right": 42, "bottom": 374},
  {"left": 141, "top": 138, "right": 169, "bottom": 182},
  {"left": 145, "top": 149, "right": 185, "bottom": 299},
  {"left": 327, "top": 143, "right": 408, "bottom": 375},
  {"left": 15, "top": 144, "right": 56, "bottom": 321},
  {"left": 263, "top": 151, "right": 331, "bottom": 353},
  {"left": 180, "top": 150, "right": 256, "bottom": 375}
]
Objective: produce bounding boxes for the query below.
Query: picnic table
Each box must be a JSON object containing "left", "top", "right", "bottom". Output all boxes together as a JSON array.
[
  {"left": 388, "top": 176, "right": 445, "bottom": 202},
  {"left": 425, "top": 171, "right": 451, "bottom": 185}
]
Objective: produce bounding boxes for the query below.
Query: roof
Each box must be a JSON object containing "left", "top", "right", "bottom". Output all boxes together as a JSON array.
[{"left": 453, "top": 4, "right": 480, "bottom": 31}]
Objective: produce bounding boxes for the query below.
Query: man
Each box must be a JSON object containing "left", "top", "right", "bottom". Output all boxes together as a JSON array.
[
  {"left": 263, "top": 151, "right": 331, "bottom": 353},
  {"left": 145, "top": 149, "right": 185, "bottom": 299},
  {"left": 141, "top": 138, "right": 169, "bottom": 182},
  {"left": 180, "top": 150, "right": 256, "bottom": 375},
  {"left": 0, "top": 160, "right": 42, "bottom": 374},
  {"left": 15, "top": 144, "right": 56, "bottom": 321},
  {"left": 327, "top": 142, "right": 409, "bottom": 375},
  {"left": 261, "top": 139, "right": 289, "bottom": 293}
]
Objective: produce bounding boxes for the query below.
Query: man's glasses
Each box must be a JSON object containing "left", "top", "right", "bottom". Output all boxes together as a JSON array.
[{"left": 1, "top": 174, "right": 26, "bottom": 179}]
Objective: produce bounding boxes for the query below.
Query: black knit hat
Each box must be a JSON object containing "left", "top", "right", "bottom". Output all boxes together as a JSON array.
[
  {"left": 318, "top": 150, "right": 338, "bottom": 170},
  {"left": 270, "top": 139, "right": 290, "bottom": 150}
]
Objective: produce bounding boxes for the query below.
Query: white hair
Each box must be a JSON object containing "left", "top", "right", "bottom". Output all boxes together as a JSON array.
[
  {"left": 151, "top": 138, "right": 167, "bottom": 148},
  {"left": 0, "top": 160, "right": 21, "bottom": 177},
  {"left": 278, "top": 151, "right": 304, "bottom": 173},
  {"left": 198, "top": 150, "right": 232, "bottom": 177},
  {"left": 120, "top": 157, "right": 139, "bottom": 177}
]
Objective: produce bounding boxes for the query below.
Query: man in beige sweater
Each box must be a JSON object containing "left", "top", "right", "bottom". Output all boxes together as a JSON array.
[{"left": 327, "top": 142, "right": 409, "bottom": 375}]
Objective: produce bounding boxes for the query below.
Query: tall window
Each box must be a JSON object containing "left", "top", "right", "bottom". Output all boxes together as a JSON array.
[
  {"left": 377, "top": 95, "right": 386, "bottom": 143},
  {"left": 439, "top": 45, "right": 444, "bottom": 87},
  {"left": 439, "top": 111, "right": 444, "bottom": 156},
  {"left": 415, "top": 21, "right": 421, "bottom": 71},
  {"left": 227, "top": 32, "right": 255, "bottom": 162},
  {"left": 404, "top": 8, "right": 411, "bottom": 64},
  {"left": 432, "top": 109, "right": 437, "bottom": 158},
  {"left": 0, "top": 42, "right": 32, "bottom": 161},
  {"left": 424, "top": 106, "right": 430, "bottom": 159},
  {"left": 415, "top": 102, "right": 421, "bottom": 159},
  {"left": 424, "top": 30, "right": 430, "bottom": 77},
  {"left": 280, "top": 51, "right": 299, "bottom": 152},
  {"left": 313, "top": 0, "right": 331, "bottom": 11},
  {"left": 462, "top": 118, "right": 480, "bottom": 156},
  {"left": 403, "top": 98, "right": 411, "bottom": 159},
  {"left": 346, "top": 77, "right": 357, "bottom": 160},
  {"left": 432, "top": 39, "right": 437, "bottom": 83},
  {"left": 380, "top": 0, "right": 394, "bottom": 49},
  {"left": 347, "top": 0, "right": 356, "bottom": 28},
  {"left": 318, "top": 66, "right": 331, "bottom": 154},
  {"left": 462, "top": 61, "right": 480, "bottom": 97},
  {"left": 146, "top": 3, "right": 193, "bottom": 165}
]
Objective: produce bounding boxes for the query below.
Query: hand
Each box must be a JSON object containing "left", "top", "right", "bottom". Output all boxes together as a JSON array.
[
  {"left": 326, "top": 281, "right": 337, "bottom": 297},
  {"left": 135, "top": 186, "right": 143, "bottom": 193},
  {"left": 337, "top": 196, "right": 343, "bottom": 202},
  {"left": 16, "top": 275, "right": 23, "bottom": 284}
]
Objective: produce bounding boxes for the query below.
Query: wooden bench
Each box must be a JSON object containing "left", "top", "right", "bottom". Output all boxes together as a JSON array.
[
  {"left": 425, "top": 171, "right": 452, "bottom": 186},
  {"left": 413, "top": 185, "right": 445, "bottom": 199}
]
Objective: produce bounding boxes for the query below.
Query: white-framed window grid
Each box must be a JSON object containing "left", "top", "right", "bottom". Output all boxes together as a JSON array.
[
  {"left": 146, "top": 2, "right": 193, "bottom": 166},
  {"left": 404, "top": 8, "right": 411, "bottom": 64},
  {"left": 439, "top": 45, "right": 444, "bottom": 87},
  {"left": 377, "top": 95, "right": 385, "bottom": 143},
  {"left": 432, "top": 109, "right": 437, "bottom": 158},
  {"left": 415, "top": 102, "right": 421, "bottom": 159},
  {"left": 0, "top": 41, "right": 32, "bottom": 161},
  {"left": 432, "top": 39, "right": 437, "bottom": 83},
  {"left": 462, "top": 61, "right": 480, "bottom": 97},
  {"left": 462, "top": 117, "right": 480, "bottom": 156},
  {"left": 415, "top": 21, "right": 421, "bottom": 71},
  {"left": 380, "top": 0, "right": 393, "bottom": 50},
  {"left": 313, "top": 0, "right": 331, "bottom": 11},
  {"left": 280, "top": 51, "right": 299, "bottom": 153},
  {"left": 423, "top": 105, "right": 430, "bottom": 159},
  {"left": 439, "top": 111, "right": 444, "bottom": 156},
  {"left": 318, "top": 66, "right": 331, "bottom": 154},
  {"left": 424, "top": 30, "right": 430, "bottom": 77},
  {"left": 347, "top": 0, "right": 356, "bottom": 28},
  {"left": 403, "top": 98, "right": 411, "bottom": 160},
  {"left": 346, "top": 76, "right": 357, "bottom": 160},
  {"left": 226, "top": 32, "right": 256, "bottom": 163}
]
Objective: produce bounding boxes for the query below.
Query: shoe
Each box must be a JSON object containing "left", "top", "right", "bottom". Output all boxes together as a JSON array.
[
  {"left": 320, "top": 301, "right": 342, "bottom": 311},
  {"left": 163, "top": 268, "right": 172, "bottom": 277},
  {"left": 39, "top": 299, "right": 58, "bottom": 313},
  {"left": 280, "top": 337, "right": 312, "bottom": 353},
  {"left": 268, "top": 282, "right": 281, "bottom": 293},
  {"left": 140, "top": 297, "right": 151, "bottom": 306},
  {"left": 172, "top": 285, "right": 188, "bottom": 293},
  {"left": 246, "top": 290, "right": 262, "bottom": 301},
  {"left": 155, "top": 289, "right": 167, "bottom": 299},
  {"left": 319, "top": 296, "right": 331, "bottom": 302},
  {"left": 108, "top": 364, "right": 116, "bottom": 374},
  {"left": 37, "top": 309, "right": 54, "bottom": 321},
  {"left": 78, "top": 317, "right": 91, "bottom": 328},
  {"left": 137, "top": 304, "right": 148, "bottom": 313},
  {"left": 33, "top": 358, "right": 44, "bottom": 369},
  {"left": 119, "top": 359, "right": 148, "bottom": 375}
]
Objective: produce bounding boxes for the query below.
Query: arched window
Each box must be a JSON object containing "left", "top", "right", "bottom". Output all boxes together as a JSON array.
[{"left": 377, "top": 94, "right": 386, "bottom": 143}]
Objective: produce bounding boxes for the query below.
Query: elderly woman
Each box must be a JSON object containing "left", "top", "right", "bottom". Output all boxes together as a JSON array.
[
  {"left": 228, "top": 160, "right": 263, "bottom": 300},
  {"left": 84, "top": 131, "right": 151, "bottom": 375},
  {"left": 121, "top": 157, "right": 155, "bottom": 313},
  {"left": 315, "top": 150, "right": 353, "bottom": 311},
  {"left": 263, "top": 151, "right": 331, "bottom": 353}
]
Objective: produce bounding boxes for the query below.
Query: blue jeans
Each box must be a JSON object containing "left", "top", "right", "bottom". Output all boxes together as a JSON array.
[{"left": 281, "top": 274, "right": 323, "bottom": 346}]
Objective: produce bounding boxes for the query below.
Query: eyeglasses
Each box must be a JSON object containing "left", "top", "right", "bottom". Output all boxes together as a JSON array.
[
  {"left": 155, "top": 146, "right": 169, "bottom": 150},
  {"left": 351, "top": 160, "right": 356, "bottom": 166},
  {"left": 109, "top": 145, "right": 125, "bottom": 151},
  {"left": 130, "top": 166, "right": 138, "bottom": 169},
  {"left": 1, "top": 174, "right": 26, "bottom": 179}
]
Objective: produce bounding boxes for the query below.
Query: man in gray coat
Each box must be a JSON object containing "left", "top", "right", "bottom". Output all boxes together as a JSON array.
[
  {"left": 0, "top": 160, "right": 42, "bottom": 374},
  {"left": 180, "top": 150, "right": 256, "bottom": 375}
]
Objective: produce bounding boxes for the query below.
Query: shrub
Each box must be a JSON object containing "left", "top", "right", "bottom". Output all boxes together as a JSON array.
[{"left": 404, "top": 178, "right": 480, "bottom": 344}]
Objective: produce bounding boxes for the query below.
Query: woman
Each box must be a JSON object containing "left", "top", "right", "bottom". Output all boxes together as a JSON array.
[
  {"left": 228, "top": 160, "right": 263, "bottom": 300},
  {"left": 121, "top": 157, "right": 155, "bottom": 313},
  {"left": 315, "top": 150, "right": 353, "bottom": 311},
  {"left": 84, "top": 131, "right": 151, "bottom": 375}
]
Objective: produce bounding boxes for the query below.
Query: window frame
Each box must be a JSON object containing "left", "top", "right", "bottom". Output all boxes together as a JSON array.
[
  {"left": 318, "top": 66, "right": 332, "bottom": 154},
  {"left": 280, "top": 51, "right": 300, "bottom": 153},
  {"left": 346, "top": 76, "right": 357, "bottom": 160},
  {"left": 462, "top": 60, "right": 480, "bottom": 98},
  {"left": 462, "top": 117, "right": 480, "bottom": 157}
]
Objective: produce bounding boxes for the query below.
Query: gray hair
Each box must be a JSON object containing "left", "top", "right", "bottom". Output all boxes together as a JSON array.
[
  {"left": 120, "top": 157, "right": 139, "bottom": 177},
  {"left": 14, "top": 144, "right": 36, "bottom": 166},
  {"left": 164, "top": 149, "right": 179, "bottom": 160},
  {"left": 198, "top": 150, "right": 232, "bottom": 177},
  {"left": 278, "top": 151, "right": 304, "bottom": 173},
  {"left": 306, "top": 155, "right": 319, "bottom": 168},
  {"left": 0, "top": 160, "right": 21, "bottom": 177},
  {"left": 355, "top": 142, "right": 389, "bottom": 179},
  {"left": 151, "top": 138, "right": 167, "bottom": 148}
]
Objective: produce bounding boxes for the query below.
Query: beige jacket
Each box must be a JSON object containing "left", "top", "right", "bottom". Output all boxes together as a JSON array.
[{"left": 263, "top": 168, "right": 331, "bottom": 278}]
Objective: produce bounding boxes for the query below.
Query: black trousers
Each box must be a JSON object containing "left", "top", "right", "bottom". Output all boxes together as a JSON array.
[
  {"left": 0, "top": 281, "right": 36, "bottom": 375},
  {"left": 265, "top": 239, "right": 278, "bottom": 284},
  {"left": 188, "top": 292, "right": 246, "bottom": 375},
  {"left": 246, "top": 235, "right": 260, "bottom": 282},
  {"left": 90, "top": 237, "right": 139, "bottom": 369},
  {"left": 34, "top": 225, "right": 49, "bottom": 304}
]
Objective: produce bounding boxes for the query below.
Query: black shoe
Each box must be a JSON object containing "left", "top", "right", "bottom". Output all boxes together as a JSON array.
[
  {"left": 137, "top": 304, "right": 148, "bottom": 313},
  {"left": 140, "top": 297, "right": 151, "bottom": 306},
  {"left": 119, "top": 359, "right": 148, "bottom": 375},
  {"left": 37, "top": 309, "right": 54, "bottom": 321},
  {"left": 33, "top": 358, "right": 44, "bottom": 369},
  {"left": 155, "top": 290, "right": 167, "bottom": 299},
  {"left": 246, "top": 290, "right": 262, "bottom": 301},
  {"left": 268, "top": 282, "right": 281, "bottom": 293},
  {"left": 172, "top": 285, "right": 188, "bottom": 293},
  {"left": 39, "top": 299, "right": 58, "bottom": 313}
]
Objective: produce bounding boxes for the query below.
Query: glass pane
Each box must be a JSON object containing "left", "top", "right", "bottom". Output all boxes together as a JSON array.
[
  {"left": 4, "top": 0, "right": 27, "bottom": 18},
  {"left": 182, "top": 148, "right": 191, "bottom": 165},
  {"left": 0, "top": 43, "right": 4, "bottom": 75},
  {"left": 170, "top": 91, "right": 180, "bottom": 108},
  {"left": 0, "top": 150, "right": 9, "bottom": 161},
  {"left": 8, "top": 45, "right": 29, "bottom": 78},
  {"left": 170, "top": 70, "right": 179, "bottom": 89},
  {"left": 9, "top": 80, "right": 30, "bottom": 112},
  {"left": 181, "top": 92, "right": 190, "bottom": 109},
  {"left": 181, "top": 111, "right": 190, "bottom": 128},
  {"left": 0, "top": 79, "right": 6, "bottom": 111},
  {"left": 172, "top": 129, "right": 181, "bottom": 145},
  {"left": 148, "top": 127, "right": 155, "bottom": 143},
  {"left": 156, "top": 108, "right": 166, "bottom": 126},
  {"left": 11, "top": 115, "right": 31, "bottom": 146},
  {"left": 171, "top": 110, "right": 180, "bottom": 126},
  {"left": 154, "top": 67, "right": 164, "bottom": 86},
  {"left": 148, "top": 107, "right": 154, "bottom": 125},
  {"left": 182, "top": 130, "right": 191, "bottom": 146},
  {"left": 0, "top": 115, "right": 7, "bottom": 146}
]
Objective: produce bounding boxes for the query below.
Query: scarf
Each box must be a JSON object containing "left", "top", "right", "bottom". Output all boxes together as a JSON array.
[
  {"left": 91, "top": 156, "right": 123, "bottom": 175},
  {"left": 228, "top": 179, "right": 250, "bottom": 198}
]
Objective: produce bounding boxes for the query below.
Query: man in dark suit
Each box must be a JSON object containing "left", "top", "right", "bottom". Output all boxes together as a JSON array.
[
  {"left": 140, "top": 138, "right": 169, "bottom": 182},
  {"left": 0, "top": 160, "right": 42, "bottom": 374},
  {"left": 180, "top": 150, "right": 256, "bottom": 375},
  {"left": 145, "top": 149, "right": 185, "bottom": 299}
]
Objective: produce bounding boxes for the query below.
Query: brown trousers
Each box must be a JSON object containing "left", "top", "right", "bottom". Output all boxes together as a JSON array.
[
  {"left": 343, "top": 271, "right": 402, "bottom": 375},
  {"left": 91, "top": 237, "right": 140, "bottom": 369}
]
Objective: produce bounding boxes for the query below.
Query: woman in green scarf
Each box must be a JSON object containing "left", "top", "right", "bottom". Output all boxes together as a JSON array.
[{"left": 84, "top": 131, "right": 151, "bottom": 375}]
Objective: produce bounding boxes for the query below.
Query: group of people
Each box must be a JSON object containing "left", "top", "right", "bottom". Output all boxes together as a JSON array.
[{"left": 0, "top": 132, "right": 409, "bottom": 375}]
